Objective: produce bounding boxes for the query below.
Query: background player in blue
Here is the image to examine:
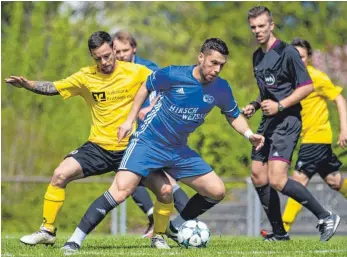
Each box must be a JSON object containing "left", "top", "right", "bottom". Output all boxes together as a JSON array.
[
  {"left": 112, "top": 31, "right": 190, "bottom": 238},
  {"left": 112, "top": 30, "right": 159, "bottom": 113},
  {"left": 242, "top": 6, "right": 340, "bottom": 242},
  {"left": 62, "top": 38, "right": 265, "bottom": 250},
  {"left": 112, "top": 30, "right": 159, "bottom": 70}
]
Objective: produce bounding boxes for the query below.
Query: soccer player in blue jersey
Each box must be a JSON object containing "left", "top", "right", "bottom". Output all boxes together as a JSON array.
[
  {"left": 242, "top": 6, "right": 340, "bottom": 242},
  {"left": 62, "top": 38, "right": 265, "bottom": 251},
  {"left": 112, "top": 31, "right": 190, "bottom": 238}
]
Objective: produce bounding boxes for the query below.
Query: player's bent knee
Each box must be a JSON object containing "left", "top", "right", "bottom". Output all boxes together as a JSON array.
[
  {"left": 208, "top": 187, "right": 226, "bottom": 201},
  {"left": 251, "top": 171, "right": 267, "bottom": 186},
  {"left": 328, "top": 183, "right": 340, "bottom": 191},
  {"left": 269, "top": 183, "right": 282, "bottom": 191},
  {"left": 324, "top": 173, "right": 342, "bottom": 191},
  {"left": 325, "top": 178, "right": 340, "bottom": 191},
  {"left": 112, "top": 189, "right": 130, "bottom": 204},
  {"left": 157, "top": 184, "right": 173, "bottom": 203},
  {"left": 51, "top": 168, "right": 71, "bottom": 187},
  {"left": 291, "top": 172, "right": 310, "bottom": 186},
  {"left": 250, "top": 172, "right": 258, "bottom": 182},
  {"left": 215, "top": 190, "right": 226, "bottom": 201},
  {"left": 269, "top": 177, "right": 287, "bottom": 191}
]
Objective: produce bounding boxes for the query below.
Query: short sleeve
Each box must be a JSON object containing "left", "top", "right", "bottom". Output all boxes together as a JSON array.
[
  {"left": 218, "top": 83, "right": 240, "bottom": 118},
  {"left": 314, "top": 72, "right": 343, "bottom": 100},
  {"left": 286, "top": 47, "right": 312, "bottom": 88},
  {"left": 137, "top": 65, "right": 152, "bottom": 84},
  {"left": 53, "top": 70, "right": 86, "bottom": 99},
  {"left": 145, "top": 66, "right": 172, "bottom": 92}
]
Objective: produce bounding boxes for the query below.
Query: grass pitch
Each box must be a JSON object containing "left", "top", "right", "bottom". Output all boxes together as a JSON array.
[{"left": 2, "top": 234, "right": 347, "bottom": 257}]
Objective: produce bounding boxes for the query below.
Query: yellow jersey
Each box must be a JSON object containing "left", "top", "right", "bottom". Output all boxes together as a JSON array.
[
  {"left": 300, "top": 65, "right": 343, "bottom": 144},
  {"left": 54, "top": 61, "right": 152, "bottom": 150}
]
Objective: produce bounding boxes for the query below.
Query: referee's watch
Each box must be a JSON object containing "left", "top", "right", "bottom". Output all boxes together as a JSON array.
[{"left": 278, "top": 102, "right": 284, "bottom": 112}]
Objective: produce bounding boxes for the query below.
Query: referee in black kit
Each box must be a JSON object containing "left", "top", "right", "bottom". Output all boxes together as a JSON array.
[{"left": 242, "top": 6, "right": 340, "bottom": 242}]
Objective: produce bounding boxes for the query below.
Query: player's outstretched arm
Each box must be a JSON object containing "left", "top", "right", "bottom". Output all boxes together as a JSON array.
[
  {"left": 5, "top": 76, "right": 58, "bottom": 96},
  {"left": 118, "top": 82, "right": 150, "bottom": 142},
  {"left": 335, "top": 94, "right": 347, "bottom": 148},
  {"left": 226, "top": 115, "right": 264, "bottom": 151}
]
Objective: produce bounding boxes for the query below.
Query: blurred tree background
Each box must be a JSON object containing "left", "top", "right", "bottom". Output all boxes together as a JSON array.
[{"left": 2, "top": 1, "right": 347, "bottom": 233}]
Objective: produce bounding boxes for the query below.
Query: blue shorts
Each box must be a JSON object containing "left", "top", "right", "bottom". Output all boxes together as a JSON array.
[{"left": 118, "top": 138, "right": 212, "bottom": 180}]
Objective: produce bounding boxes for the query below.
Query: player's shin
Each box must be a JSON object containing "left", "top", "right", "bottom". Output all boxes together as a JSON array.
[
  {"left": 67, "top": 191, "right": 118, "bottom": 247},
  {"left": 282, "top": 197, "right": 303, "bottom": 232},
  {"left": 171, "top": 194, "right": 220, "bottom": 229},
  {"left": 281, "top": 179, "right": 330, "bottom": 220},
  {"left": 255, "top": 184, "right": 286, "bottom": 235},
  {"left": 42, "top": 184, "right": 65, "bottom": 232},
  {"left": 131, "top": 186, "right": 154, "bottom": 222},
  {"left": 153, "top": 200, "right": 174, "bottom": 235},
  {"left": 172, "top": 184, "right": 189, "bottom": 213}
]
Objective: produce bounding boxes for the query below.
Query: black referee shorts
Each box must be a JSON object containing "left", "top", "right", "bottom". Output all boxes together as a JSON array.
[
  {"left": 251, "top": 115, "right": 301, "bottom": 164},
  {"left": 295, "top": 144, "right": 342, "bottom": 179},
  {"left": 65, "top": 141, "right": 125, "bottom": 178}
]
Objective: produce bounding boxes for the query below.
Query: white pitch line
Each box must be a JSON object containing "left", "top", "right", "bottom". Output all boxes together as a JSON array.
[
  {"left": 58, "top": 248, "right": 347, "bottom": 256},
  {"left": 3, "top": 248, "right": 347, "bottom": 257},
  {"left": 215, "top": 249, "right": 347, "bottom": 255}
]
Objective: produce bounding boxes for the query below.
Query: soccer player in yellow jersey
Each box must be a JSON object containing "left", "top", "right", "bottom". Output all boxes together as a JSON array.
[
  {"left": 280, "top": 38, "right": 347, "bottom": 232},
  {"left": 261, "top": 38, "right": 347, "bottom": 237},
  {"left": 5, "top": 31, "right": 173, "bottom": 248}
]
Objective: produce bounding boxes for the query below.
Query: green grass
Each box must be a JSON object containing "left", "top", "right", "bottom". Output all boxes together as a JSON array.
[{"left": 2, "top": 234, "right": 347, "bottom": 257}]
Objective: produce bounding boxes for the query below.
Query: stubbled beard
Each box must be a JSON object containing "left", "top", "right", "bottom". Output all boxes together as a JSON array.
[{"left": 199, "top": 68, "right": 209, "bottom": 84}]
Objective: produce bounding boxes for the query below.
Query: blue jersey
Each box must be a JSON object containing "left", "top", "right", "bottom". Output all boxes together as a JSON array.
[
  {"left": 135, "top": 65, "right": 240, "bottom": 146},
  {"left": 134, "top": 55, "right": 159, "bottom": 108}
]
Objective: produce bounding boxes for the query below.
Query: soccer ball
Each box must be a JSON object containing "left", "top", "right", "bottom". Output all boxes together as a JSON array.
[{"left": 177, "top": 220, "right": 211, "bottom": 248}]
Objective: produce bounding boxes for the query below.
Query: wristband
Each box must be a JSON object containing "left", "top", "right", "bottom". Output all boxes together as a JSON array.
[
  {"left": 250, "top": 101, "right": 261, "bottom": 111},
  {"left": 244, "top": 129, "right": 254, "bottom": 139}
]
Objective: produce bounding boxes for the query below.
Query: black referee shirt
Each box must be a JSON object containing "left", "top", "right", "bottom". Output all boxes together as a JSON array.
[{"left": 252, "top": 39, "right": 312, "bottom": 115}]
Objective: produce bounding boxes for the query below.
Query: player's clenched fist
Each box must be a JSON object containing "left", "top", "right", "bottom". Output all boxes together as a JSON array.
[{"left": 241, "top": 104, "right": 256, "bottom": 119}]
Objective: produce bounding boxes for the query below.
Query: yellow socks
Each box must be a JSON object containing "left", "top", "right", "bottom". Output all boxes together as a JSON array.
[
  {"left": 282, "top": 197, "right": 303, "bottom": 232},
  {"left": 340, "top": 178, "right": 347, "bottom": 199},
  {"left": 42, "top": 184, "right": 65, "bottom": 232},
  {"left": 153, "top": 200, "right": 174, "bottom": 235}
]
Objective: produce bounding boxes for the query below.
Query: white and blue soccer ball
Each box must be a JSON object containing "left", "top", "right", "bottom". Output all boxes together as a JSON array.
[{"left": 177, "top": 220, "right": 211, "bottom": 248}]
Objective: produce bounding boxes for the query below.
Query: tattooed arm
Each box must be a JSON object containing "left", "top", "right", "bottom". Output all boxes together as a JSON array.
[
  {"left": 4, "top": 76, "right": 59, "bottom": 96},
  {"left": 28, "top": 81, "right": 59, "bottom": 95}
]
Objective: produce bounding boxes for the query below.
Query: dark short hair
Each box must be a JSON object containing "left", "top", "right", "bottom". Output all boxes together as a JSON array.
[
  {"left": 291, "top": 38, "right": 313, "bottom": 57},
  {"left": 200, "top": 38, "right": 229, "bottom": 56},
  {"left": 88, "top": 31, "right": 113, "bottom": 52},
  {"left": 248, "top": 6, "right": 273, "bottom": 22},
  {"left": 112, "top": 30, "right": 137, "bottom": 48}
]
